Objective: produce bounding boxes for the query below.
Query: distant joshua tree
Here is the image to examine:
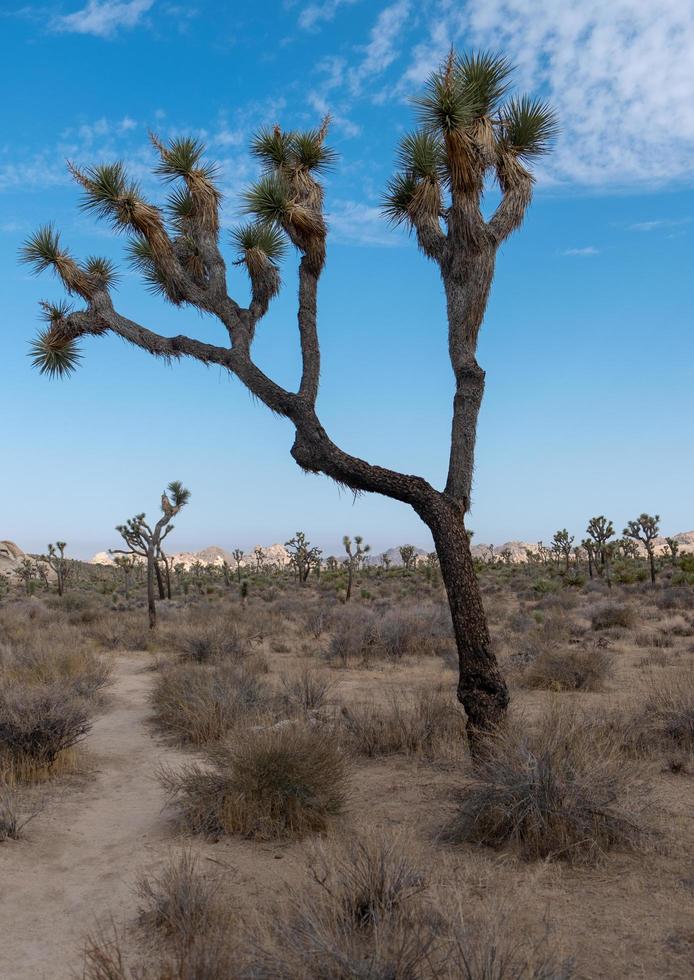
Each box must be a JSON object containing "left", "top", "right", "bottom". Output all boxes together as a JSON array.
[
  {"left": 580, "top": 538, "right": 597, "bottom": 578},
  {"left": 232, "top": 548, "right": 244, "bottom": 583},
  {"left": 343, "top": 534, "right": 370, "bottom": 602},
  {"left": 285, "top": 531, "right": 321, "bottom": 584},
  {"left": 665, "top": 537, "right": 679, "bottom": 565},
  {"left": 113, "top": 553, "right": 137, "bottom": 599},
  {"left": 43, "top": 541, "right": 70, "bottom": 596},
  {"left": 113, "top": 481, "right": 190, "bottom": 628},
  {"left": 551, "top": 529, "right": 574, "bottom": 573},
  {"left": 586, "top": 516, "right": 614, "bottom": 574},
  {"left": 253, "top": 546, "right": 265, "bottom": 573},
  {"left": 624, "top": 513, "right": 660, "bottom": 585},
  {"left": 21, "top": 51, "right": 557, "bottom": 749},
  {"left": 398, "top": 544, "right": 417, "bottom": 571},
  {"left": 381, "top": 554, "right": 392, "bottom": 571}
]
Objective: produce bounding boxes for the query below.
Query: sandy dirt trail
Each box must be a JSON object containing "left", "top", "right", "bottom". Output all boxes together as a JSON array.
[{"left": 0, "top": 654, "right": 188, "bottom": 980}]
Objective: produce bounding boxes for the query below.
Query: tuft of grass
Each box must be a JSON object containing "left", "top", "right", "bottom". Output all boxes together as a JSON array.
[
  {"left": 173, "top": 621, "right": 247, "bottom": 664},
  {"left": 280, "top": 667, "right": 334, "bottom": 715},
  {"left": 340, "top": 687, "right": 463, "bottom": 758},
  {"left": 441, "top": 708, "right": 651, "bottom": 864},
  {"left": 137, "top": 850, "right": 222, "bottom": 945},
  {"left": 521, "top": 647, "right": 611, "bottom": 692},
  {"left": 160, "top": 722, "right": 348, "bottom": 840},
  {"left": 150, "top": 661, "right": 269, "bottom": 745},
  {"left": 0, "top": 782, "right": 40, "bottom": 841},
  {"left": 629, "top": 667, "right": 694, "bottom": 758}
]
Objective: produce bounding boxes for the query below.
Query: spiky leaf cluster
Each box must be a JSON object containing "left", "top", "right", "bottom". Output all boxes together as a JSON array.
[
  {"left": 251, "top": 125, "right": 336, "bottom": 176},
  {"left": 500, "top": 96, "right": 559, "bottom": 159},
  {"left": 166, "top": 480, "right": 191, "bottom": 509},
  {"left": 126, "top": 237, "right": 176, "bottom": 300},
  {"left": 75, "top": 163, "right": 144, "bottom": 229},
  {"left": 231, "top": 222, "right": 287, "bottom": 264},
  {"left": 29, "top": 329, "right": 82, "bottom": 378},
  {"left": 241, "top": 174, "right": 291, "bottom": 225},
  {"left": 84, "top": 256, "right": 120, "bottom": 288},
  {"left": 153, "top": 136, "right": 216, "bottom": 182},
  {"left": 20, "top": 225, "right": 62, "bottom": 274}
]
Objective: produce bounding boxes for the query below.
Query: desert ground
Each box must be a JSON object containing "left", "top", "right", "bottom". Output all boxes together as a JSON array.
[{"left": 1, "top": 552, "right": 694, "bottom": 979}]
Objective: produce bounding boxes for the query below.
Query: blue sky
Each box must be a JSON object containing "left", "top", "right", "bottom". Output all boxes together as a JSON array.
[{"left": 2, "top": 0, "right": 693, "bottom": 558}]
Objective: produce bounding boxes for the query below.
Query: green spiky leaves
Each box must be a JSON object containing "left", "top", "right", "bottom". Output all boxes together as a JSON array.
[
  {"left": 29, "top": 326, "right": 81, "bottom": 378},
  {"left": 84, "top": 256, "right": 120, "bottom": 288},
  {"left": 154, "top": 136, "right": 212, "bottom": 181},
  {"left": 166, "top": 480, "right": 191, "bottom": 509},
  {"left": 74, "top": 162, "right": 139, "bottom": 223},
  {"left": 126, "top": 237, "right": 174, "bottom": 299},
  {"left": 397, "top": 131, "right": 444, "bottom": 181},
  {"left": 241, "top": 174, "right": 291, "bottom": 225},
  {"left": 251, "top": 125, "right": 337, "bottom": 176},
  {"left": 382, "top": 173, "right": 419, "bottom": 227},
  {"left": 456, "top": 51, "right": 513, "bottom": 117},
  {"left": 500, "top": 96, "right": 559, "bottom": 159},
  {"left": 231, "top": 222, "right": 287, "bottom": 264},
  {"left": 20, "top": 225, "right": 62, "bottom": 274}
]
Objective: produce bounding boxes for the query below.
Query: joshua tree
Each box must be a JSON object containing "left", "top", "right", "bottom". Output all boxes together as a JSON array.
[
  {"left": 343, "top": 534, "right": 370, "bottom": 602},
  {"left": 624, "top": 513, "right": 660, "bottom": 585},
  {"left": 285, "top": 531, "right": 321, "bottom": 583},
  {"left": 15, "top": 558, "right": 37, "bottom": 595},
  {"left": 253, "top": 546, "right": 265, "bottom": 573},
  {"left": 231, "top": 548, "right": 244, "bottom": 583},
  {"left": 113, "top": 553, "right": 137, "bottom": 599},
  {"left": 113, "top": 481, "right": 190, "bottom": 628},
  {"left": 551, "top": 529, "right": 574, "bottom": 573},
  {"left": 398, "top": 544, "right": 417, "bottom": 571},
  {"left": 665, "top": 537, "right": 679, "bottom": 565},
  {"left": 21, "top": 51, "right": 557, "bottom": 749},
  {"left": 586, "top": 516, "right": 614, "bottom": 574},
  {"left": 580, "top": 538, "right": 597, "bottom": 578},
  {"left": 43, "top": 541, "right": 70, "bottom": 596}
]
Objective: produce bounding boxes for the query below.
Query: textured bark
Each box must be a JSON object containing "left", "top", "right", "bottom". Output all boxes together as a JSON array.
[{"left": 146, "top": 552, "right": 156, "bottom": 630}]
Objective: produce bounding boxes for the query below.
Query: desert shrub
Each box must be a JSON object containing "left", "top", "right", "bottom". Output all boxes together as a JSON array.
[
  {"left": 280, "top": 667, "right": 334, "bottom": 715},
  {"left": 591, "top": 604, "right": 636, "bottom": 631},
  {"left": 633, "top": 630, "right": 673, "bottom": 649},
  {"left": 160, "top": 722, "right": 348, "bottom": 839},
  {"left": 0, "top": 641, "right": 111, "bottom": 700},
  {"left": 340, "top": 688, "right": 463, "bottom": 758},
  {"left": 307, "top": 832, "right": 426, "bottom": 929},
  {"left": 172, "top": 621, "right": 247, "bottom": 664},
  {"left": 87, "top": 613, "right": 151, "bottom": 651},
  {"left": 137, "top": 850, "right": 221, "bottom": 944},
  {"left": 0, "top": 682, "right": 91, "bottom": 781},
  {"left": 506, "top": 612, "right": 571, "bottom": 668},
  {"left": 0, "top": 783, "right": 36, "bottom": 841},
  {"left": 441, "top": 709, "right": 650, "bottom": 863},
  {"left": 327, "top": 604, "right": 454, "bottom": 667},
  {"left": 150, "top": 662, "right": 269, "bottom": 745},
  {"left": 629, "top": 668, "right": 694, "bottom": 756},
  {"left": 521, "top": 648, "right": 611, "bottom": 692},
  {"left": 657, "top": 587, "right": 693, "bottom": 611}
]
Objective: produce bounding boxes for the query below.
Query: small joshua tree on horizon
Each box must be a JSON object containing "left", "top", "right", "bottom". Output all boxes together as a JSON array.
[
  {"left": 112, "top": 481, "right": 190, "bottom": 628},
  {"left": 285, "top": 531, "right": 321, "bottom": 583},
  {"left": 624, "top": 513, "right": 660, "bottom": 585},
  {"left": 20, "top": 50, "right": 557, "bottom": 750},
  {"left": 398, "top": 544, "right": 417, "bottom": 571},
  {"left": 343, "top": 534, "right": 370, "bottom": 602},
  {"left": 551, "top": 529, "right": 574, "bottom": 573},
  {"left": 586, "top": 516, "right": 615, "bottom": 575},
  {"left": 42, "top": 541, "right": 70, "bottom": 596}
]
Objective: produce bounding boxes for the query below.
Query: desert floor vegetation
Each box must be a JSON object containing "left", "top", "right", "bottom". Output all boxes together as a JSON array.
[{"left": 2, "top": 557, "right": 694, "bottom": 978}]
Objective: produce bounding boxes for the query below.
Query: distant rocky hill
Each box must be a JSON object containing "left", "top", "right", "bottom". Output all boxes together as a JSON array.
[{"left": 20, "top": 530, "right": 694, "bottom": 574}]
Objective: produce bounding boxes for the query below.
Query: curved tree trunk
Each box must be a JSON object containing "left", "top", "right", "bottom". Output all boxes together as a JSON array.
[
  {"left": 154, "top": 560, "right": 165, "bottom": 600},
  {"left": 418, "top": 492, "right": 509, "bottom": 750},
  {"left": 146, "top": 554, "right": 156, "bottom": 630}
]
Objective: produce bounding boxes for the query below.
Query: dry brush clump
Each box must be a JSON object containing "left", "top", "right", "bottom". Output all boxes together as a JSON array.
[
  {"left": 441, "top": 707, "right": 652, "bottom": 864},
  {"left": 150, "top": 660, "right": 270, "bottom": 745},
  {"left": 625, "top": 667, "right": 694, "bottom": 763},
  {"left": 0, "top": 683, "right": 92, "bottom": 783},
  {"left": 159, "top": 721, "right": 348, "bottom": 839},
  {"left": 137, "top": 850, "right": 226, "bottom": 945},
  {"left": 591, "top": 602, "right": 636, "bottom": 632},
  {"left": 340, "top": 687, "right": 463, "bottom": 759},
  {"left": 327, "top": 603, "right": 455, "bottom": 667},
  {"left": 520, "top": 647, "right": 612, "bottom": 692}
]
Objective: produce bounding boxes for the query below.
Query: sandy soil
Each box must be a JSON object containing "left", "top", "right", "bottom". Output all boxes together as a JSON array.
[{"left": 0, "top": 656, "right": 187, "bottom": 980}]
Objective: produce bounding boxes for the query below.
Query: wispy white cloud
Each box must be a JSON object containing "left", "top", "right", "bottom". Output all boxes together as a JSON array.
[
  {"left": 349, "top": 0, "right": 411, "bottom": 93},
  {"left": 399, "top": 0, "right": 694, "bottom": 187},
  {"left": 297, "top": 0, "right": 359, "bottom": 31},
  {"left": 327, "top": 200, "right": 402, "bottom": 246},
  {"left": 562, "top": 246, "right": 600, "bottom": 256},
  {"left": 629, "top": 217, "right": 691, "bottom": 232},
  {"left": 52, "top": 0, "right": 154, "bottom": 38}
]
